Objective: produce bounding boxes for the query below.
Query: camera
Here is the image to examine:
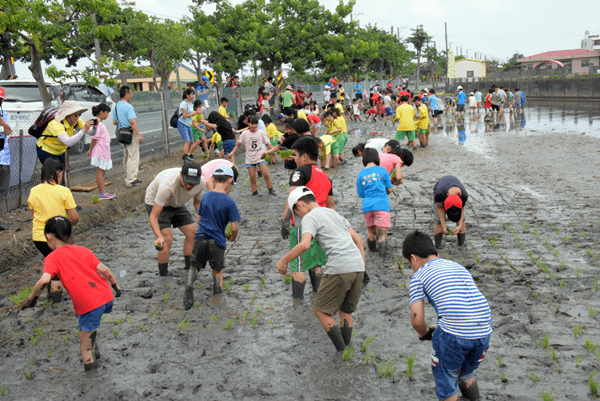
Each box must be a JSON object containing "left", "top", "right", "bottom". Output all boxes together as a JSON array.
[{"left": 93, "top": 119, "right": 98, "bottom": 126}]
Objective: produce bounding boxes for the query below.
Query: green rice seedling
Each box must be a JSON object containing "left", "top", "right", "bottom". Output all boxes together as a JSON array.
[
  {"left": 251, "top": 315, "right": 258, "bottom": 329},
  {"left": 30, "top": 359, "right": 34, "bottom": 366},
  {"left": 556, "top": 227, "right": 562, "bottom": 234},
  {"left": 499, "top": 373, "right": 507, "bottom": 382},
  {"left": 362, "top": 336, "right": 376, "bottom": 352},
  {"left": 163, "top": 293, "right": 169, "bottom": 302},
  {"left": 222, "top": 319, "right": 234, "bottom": 330},
  {"left": 223, "top": 278, "right": 233, "bottom": 291},
  {"left": 256, "top": 304, "right": 264, "bottom": 313},
  {"left": 489, "top": 237, "right": 498, "bottom": 248},
  {"left": 587, "top": 249, "right": 592, "bottom": 257},
  {"left": 242, "top": 311, "right": 248, "bottom": 323},
  {"left": 129, "top": 317, "right": 134, "bottom": 328},
  {"left": 35, "top": 327, "right": 45, "bottom": 337},
  {"left": 210, "top": 314, "right": 218, "bottom": 322},
  {"left": 563, "top": 236, "right": 570, "bottom": 244},
  {"left": 554, "top": 250, "right": 560, "bottom": 258},
  {"left": 539, "top": 390, "right": 554, "bottom": 401},
  {"left": 527, "top": 373, "right": 537, "bottom": 382},
  {"left": 518, "top": 242, "right": 523, "bottom": 250},
  {"left": 504, "top": 223, "right": 510, "bottom": 231},
  {"left": 193, "top": 301, "right": 199, "bottom": 308},
  {"left": 63, "top": 334, "right": 69, "bottom": 345},
  {"left": 560, "top": 259, "right": 566, "bottom": 270},
  {"left": 497, "top": 357, "right": 502, "bottom": 367},
  {"left": 596, "top": 350, "right": 600, "bottom": 361},
  {"left": 113, "top": 319, "right": 121, "bottom": 325},
  {"left": 590, "top": 307, "right": 597, "bottom": 317},
  {"left": 46, "top": 350, "right": 51, "bottom": 357},
  {"left": 548, "top": 348, "right": 557, "bottom": 361},
  {"left": 582, "top": 231, "right": 588, "bottom": 239},
  {"left": 363, "top": 352, "right": 376, "bottom": 366},
  {"left": 499, "top": 221, "right": 504, "bottom": 227},
  {"left": 576, "top": 244, "right": 580, "bottom": 250},
  {"left": 405, "top": 354, "right": 416, "bottom": 378},
  {"left": 176, "top": 317, "right": 190, "bottom": 331},
  {"left": 242, "top": 283, "right": 250, "bottom": 292},
  {"left": 42, "top": 299, "right": 53, "bottom": 308},
  {"left": 559, "top": 280, "right": 564, "bottom": 288},
  {"left": 196, "top": 284, "right": 203, "bottom": 290},
  {"left": 9, "top": 287, "right": 33, "bottom": 305},
  {"left": 595, "top": 253, "right": 599, "bottom": 262},
  {"left": 342, "top": 345, "right": 354, "bottom": 361},
  {"left": 586, "top": 338, "right": 597, "bottom": 351},
  {"left": 398, "top": 282, "right": 406, "bottom": 290},
  {"left": 594, "top": 276, "right": 599, "bottom": 291},
  {"left": 261, "top": 276, "right": 266, "bottom": 285},
  {"left": 590, "top": 370, "right": 598, "bottom": 397},
  {"left": 0, "top": 385, "right": 6, "bottom": 395},
  {"left": 113, "top": 329, "right": 119, "bottom": 336},
  {"left": 140, "top": 325, "right": 147, "bottom": 332},
  {"left": 25, "top": 372, "right": 32, "bottom": 380},
  {"left": 377, "top": 360, "right": 396, "bottom": 378},
  {"left": 268, "top": 320, "right": 277, "bottom": 329},
  {"left": 267, "top": 301, "right": 275, "bottom": 310},
  {"left": 540, "top": 334, "right": 550, "bottom": 348},
  {"left": 533, "top": 228, "right": 539, "bottom": 235},
  {"left": 533, "top": 290, "right": 538, "bottom": 300},
  {"left": 577, "top": 355, "right": 583, "bottom": 366},
  {"left": 549, "top": 272, "right": 556, "bottom": 279},
  {"left": 31, "top": 336, "right": 37, "bottom": 347},
  {"left": 284, "top": 274, "right": 292, "bottom": 285},
  {"left": 521, "top": 222, "right": 529, "bottom": 229},
  {"left": 546, "top": 243, "right": 552, "bottom": 251}
]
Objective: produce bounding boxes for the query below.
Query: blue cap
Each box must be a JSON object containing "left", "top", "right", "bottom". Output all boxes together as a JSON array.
[
  {"left": 213, "top": 164, "right": 234, "bottom": 178},
  {"left": 277, "top": 113, "right": 286, "bottom": 119},
  {"left": 202, "top": 76, "right": 209, "bottom": 82}
]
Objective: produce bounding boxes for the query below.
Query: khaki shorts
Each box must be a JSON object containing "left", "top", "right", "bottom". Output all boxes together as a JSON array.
[{"left": 313, "top": 271, "right": 364, "bottom": 315}]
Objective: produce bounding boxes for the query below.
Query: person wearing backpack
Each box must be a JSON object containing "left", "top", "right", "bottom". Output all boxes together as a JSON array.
[
  {"left": 113, "top": 86, "right": 143, "bottom": 187},
  {"left": 36, "top": 101, "right": 93, "bottom": 185}
]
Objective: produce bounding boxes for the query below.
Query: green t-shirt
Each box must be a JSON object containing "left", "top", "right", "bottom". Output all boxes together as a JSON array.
[{"left": 282, "top": 90, "right": 294, "bottom": 108}]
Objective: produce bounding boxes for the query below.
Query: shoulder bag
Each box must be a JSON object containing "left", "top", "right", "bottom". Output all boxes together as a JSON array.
[{"left": 115, "top": 102, "right": 134, "bottom": 145}]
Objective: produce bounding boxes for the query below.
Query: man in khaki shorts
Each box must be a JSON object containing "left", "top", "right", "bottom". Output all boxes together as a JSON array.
[{"left": 277, "top": 186, "right": 366, "bottom": 352}]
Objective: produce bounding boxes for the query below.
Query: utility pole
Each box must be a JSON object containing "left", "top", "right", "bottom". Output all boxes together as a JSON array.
[
  {"left": 445, "top": 22, "right": 449, "bottom": 88},
  {"left": 92, "top": 13, "right": 102, "bottom": 75}
]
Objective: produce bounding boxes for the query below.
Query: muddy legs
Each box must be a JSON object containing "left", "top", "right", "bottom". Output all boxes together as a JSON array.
[
  {"left": 308, "top": 267, "right": 322, "bottom": 293},
  {"left": 79, "top": 330, "right": 98, "bottom": 371},
  {"left": 183, "top": 268, "right": 198, "bottom": 310},
  {"left": 458, "top": 377, "right": 481, "bottom": 401},
  {"left": 434, "top": 233, "right": 443, "bottom": 249},
  {"left": 339, "top": 312, "right": 353, "bottom": 347}
]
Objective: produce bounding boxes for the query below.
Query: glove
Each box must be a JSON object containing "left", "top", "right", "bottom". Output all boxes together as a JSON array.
[
  {"left": 112, "top": 283, "right": 122, "bottom": 298},
  {"left": 281, "top": 220, "right": 291, "bottom": 240},
  {"left": 20, "top": 296, "right": 38, "bottom": 310},
  {"left": 419, "top": 326, "right": 435, "bottom": 341}
]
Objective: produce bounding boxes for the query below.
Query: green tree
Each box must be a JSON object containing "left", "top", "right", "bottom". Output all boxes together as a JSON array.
[
  {"left": 406, "top": 25, "right": 432, "bottom": 91},
  {"left": 502, "top": 52, "right": 524, "bottom": 72}
]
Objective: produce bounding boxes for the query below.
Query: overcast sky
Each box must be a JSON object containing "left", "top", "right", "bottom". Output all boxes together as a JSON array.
[{"left": 13, "top": 0, "right": 600, "bottom": 79}]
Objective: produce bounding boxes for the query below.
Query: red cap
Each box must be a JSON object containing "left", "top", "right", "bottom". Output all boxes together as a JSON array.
[
  {"left": 0, "top": 87, "right": 5, "bottom": 100},
  {"left": 444, "top": 194, "right": 463, "bottom": 211}
]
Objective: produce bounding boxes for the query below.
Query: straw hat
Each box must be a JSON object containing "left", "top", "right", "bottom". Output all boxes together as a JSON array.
[{"left": 55, "top": 101, "right": 88, "bottom": 121}]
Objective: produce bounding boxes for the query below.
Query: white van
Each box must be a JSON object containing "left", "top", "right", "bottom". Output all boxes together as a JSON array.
[{"left": 0, "top": 79, "right": 116, "bottom": 154}]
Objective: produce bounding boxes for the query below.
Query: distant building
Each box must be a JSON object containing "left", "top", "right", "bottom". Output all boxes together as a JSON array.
[
  {"left": 454, "top": 59, "right": 487, "bottom": 79},
  {"left": 119, "top": 64, "right": 199, "bottom": 92},
  {"left": 517, "top": 49, "right": 600, "bottom": 74},
  {"left": 582, "top": 31, "right": 600, "bottom": 52}
]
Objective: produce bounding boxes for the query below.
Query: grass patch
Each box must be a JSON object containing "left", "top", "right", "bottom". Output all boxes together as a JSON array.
[{"left": 9, "top": 287, "right": 33, "bottom": 306}]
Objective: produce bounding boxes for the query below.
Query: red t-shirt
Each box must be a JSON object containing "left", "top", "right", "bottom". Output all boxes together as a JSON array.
[
  {"left": 43, "top": 245, "right": 114, "bottom": 315},
  {"left": 398, "top": 90, "right": 412, "bottom": 102},
  {"left": 307, "top": 114, "right": 321, "bottom": 124},
  {"left": 366, "top": 109, "right": 378, "bottom": 115}
]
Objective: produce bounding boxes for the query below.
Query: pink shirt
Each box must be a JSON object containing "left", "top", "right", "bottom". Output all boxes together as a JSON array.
[
  {"left": 379, "top": 153, "right": 403, "bottom": 174},
  {"left": 91, "top": 122, "right": 111, "bottom": 161},
  {"left": 238, "top": 129, "right": 269, "bottom": 164},
  {"left": 201, "top": 159, "right": 235, "bottom": 181}
]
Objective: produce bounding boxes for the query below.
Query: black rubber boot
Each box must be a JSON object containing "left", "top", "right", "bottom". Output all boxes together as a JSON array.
[
  {"left": 326, "top": 325, "right": 347, "bottom": 352},
  {"left": 457, "top": 233, "right": 466, "bottom": 247},
  {"left": 84, "top": 360, "right": 98, "bottom": 371},
  {"left": 184, "top": 255, "right": 192, "bottom": 270},
  {"left": 183, "top": 286, "right": 194, "bottom": 310},
  {"left": 158, "top": 263, "right": 169, "bottom": 277},
  {"left": 291, "top": 278, "right": 306, "bottom": 299},
  {"left": 213, "top": 276, "right": 222, "bottom": 295},
  {"left": 340, "top": 326, "right": 353, "bottom": 347},
  {"left": 308, "top": 270, "right": 322, "bottom": 293},
  {"left": 268, "top": 187, "right": 276, "bottom": 196},
  {"left": 458, "top": 379, "right": 481, "bottom": 401},
  {"left": 367, "top": 239, "right": 377, "bottom": 252},
  {"left": 91, "top": 331, "right": 99, "bottom": 359},
  {"left": 434, "top": 233, "right": 443, "bottom": 249},
  {"left": 377, "top": 239, "right": 387, "bottom": 256}
]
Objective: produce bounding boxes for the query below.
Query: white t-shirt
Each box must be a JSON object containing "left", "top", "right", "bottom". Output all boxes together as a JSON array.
[
  {"left": 365, "top": 138, "right": 391, "bottom": 154},
  {"left": 323, "top": 90, "right": 331, "bottom": 102},
  {"left": 384, "top": 95, "right": 392, "bottom": 108},
  {"left": 145, "top": 168, "right": 205, "bottom": 207},
  {"left": 352, "top": 103, "right": 360, "bottom": 115}
]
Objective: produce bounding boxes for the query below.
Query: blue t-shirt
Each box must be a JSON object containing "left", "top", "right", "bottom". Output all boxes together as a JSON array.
[
  {"left": 179, "top": 100, "right": 194, "bottom": 127},
  {"left": 0, "top": 110, "right": 12, "bottom": 166},
  {"left": 428, "top": 95, "right": 439, "bottom": 111},
  {"left": 114, "top": 101, "right": 137, "bottom": 129},
  {"left": 356, "top": 165, "right": 392, "bottom": 214},
  {"left": 196, "top": 191, "right": 241, "bottom": 249},
  {"left": 409, "top": 258, "right": 492, "bottom": 339},
  {"left": 457, "top": 91, "right": 466, "bottom": 105},
  {"left": 354, "top": 84, "right": 362, "bottom": 94},
  {"left": 474, "top": 92, "right": 482, "bottom": 102}
]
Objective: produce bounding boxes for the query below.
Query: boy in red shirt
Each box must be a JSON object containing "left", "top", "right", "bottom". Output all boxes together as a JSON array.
[
  {"left": 20, "top": 216, "right": 122, "bottom": 371},
  {"left": 365, "top": 107, "right": 379, "bottom": 122}
]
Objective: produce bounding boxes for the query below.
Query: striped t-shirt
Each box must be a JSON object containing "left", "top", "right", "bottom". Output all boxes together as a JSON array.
[{"left": 409, "top": 258, "right": 492, "bottom": 339}]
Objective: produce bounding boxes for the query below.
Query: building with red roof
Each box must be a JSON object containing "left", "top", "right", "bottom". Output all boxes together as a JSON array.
[{"left": 517, "top": 49, "right": 599, "bottom": 74}]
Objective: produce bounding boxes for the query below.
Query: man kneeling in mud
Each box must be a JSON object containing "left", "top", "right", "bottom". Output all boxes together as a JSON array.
[{"left": 277, "top": 187, "right": 365, "bottom": 351}]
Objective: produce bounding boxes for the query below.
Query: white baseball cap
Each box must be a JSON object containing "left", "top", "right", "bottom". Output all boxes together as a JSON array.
[{"left": 288, "top": 186, "right": 314, "bottom": 211}]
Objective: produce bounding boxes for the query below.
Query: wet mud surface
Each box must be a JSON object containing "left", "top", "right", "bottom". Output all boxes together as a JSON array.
[{"left": 1, "top": 103, "right": 600, "bottom": 400}]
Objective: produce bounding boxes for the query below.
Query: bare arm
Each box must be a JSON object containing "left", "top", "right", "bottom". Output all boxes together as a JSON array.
[
  {"left": 437, "top": 202, "right": 447, "bottom": 234},
  {"left": 129, "top": 119, "right": 143, "bottom": 143},
  {"left": 348, "top": 228, "right": 365, "bottom": 267},
  {"left": 326, "top": 195, "right": 336, "bottom": 210},
  {"left": 228, "top": 221, "right": 239, "bottom": 242},
  {"left": 67, "top": 208, "right": 79, "bottom": 225},
  {"left": 150, "top": 203, "right": 164, "bottom": 244},
  {"left": 0, "top": 115, "right": 12, "bottom": 136},
  {"left": 20, "top": 273, "right": 52, "bottom": 309},
  {"left": 410, "top": 300, "right": 429, "bottom": 337},
  {"left": 96, "top": 263, "right": 122, "bottom": 296},
  {"left": 276, "top": 232, "right": 312, "bottom": 274}
]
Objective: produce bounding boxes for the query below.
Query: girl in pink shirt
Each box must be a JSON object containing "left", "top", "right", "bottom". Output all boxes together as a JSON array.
[{"left": 87, "top": 103, "right": 115, "bottom": 200}]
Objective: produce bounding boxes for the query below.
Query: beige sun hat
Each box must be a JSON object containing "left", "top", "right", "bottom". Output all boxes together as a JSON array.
[{"left": 55, "top": 101, "right": 88, "bottom": 121}]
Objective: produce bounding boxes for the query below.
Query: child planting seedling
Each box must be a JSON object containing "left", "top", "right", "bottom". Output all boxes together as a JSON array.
[{"left": 19, "top": 216, "right": 122, "bottom": 371}]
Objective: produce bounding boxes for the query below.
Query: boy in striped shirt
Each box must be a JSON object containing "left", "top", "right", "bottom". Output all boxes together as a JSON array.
[{"left": 403, "top": 230, "right": 492, "bottom": 401}]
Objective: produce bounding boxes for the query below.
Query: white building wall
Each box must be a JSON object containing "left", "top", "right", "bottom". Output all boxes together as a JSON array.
[{"left": 455, "top": 60, "right": 487, "bottom": 78}]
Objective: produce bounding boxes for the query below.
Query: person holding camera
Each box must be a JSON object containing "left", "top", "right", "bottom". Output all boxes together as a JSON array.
[
  {"left": 0, "top": 87, "right": 12, "bottom": 197},
  {"left": 87, "top": 103, "right": 115, "bottom": 200}
]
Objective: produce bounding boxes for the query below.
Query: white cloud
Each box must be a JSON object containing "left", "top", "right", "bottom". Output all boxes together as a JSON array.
[{"left": 409, "top": 0, "right": 446, "bottom": 18}]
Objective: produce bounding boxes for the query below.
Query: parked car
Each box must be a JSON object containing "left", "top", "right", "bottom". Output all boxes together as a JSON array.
[{"left": 0, "top": 79, "right": 116, "bottom": 154}]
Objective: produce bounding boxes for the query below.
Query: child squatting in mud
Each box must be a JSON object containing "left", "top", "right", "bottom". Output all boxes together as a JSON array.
[
  {"left": 20, "top": 216, "right": 122, "bottom": 371},
  {"left": 277, "top": 187, "right": 365, "bottom": 351}
]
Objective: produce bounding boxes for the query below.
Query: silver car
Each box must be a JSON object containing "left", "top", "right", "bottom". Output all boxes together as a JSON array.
[{"left": 0, "top": 79, "right": 116, "bottom": 154}]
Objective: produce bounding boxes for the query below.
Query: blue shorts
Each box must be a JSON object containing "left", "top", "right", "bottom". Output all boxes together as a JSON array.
[
  {"left": 431, "top": 329, "right": 490, "bottom": 400},
  {"left": 222, "top": 138, "right": 236, "bottom": 155},
  {"left": 78, "top": 301, "right": 113, "bottom": 332},
  {"left": 246, "top": 161, "right": 266, "bottom": 168},
  {"left": 385, "top": 107, "right": 394, "bottom": 116},
  {"left": 177, "top": 120, "right": 193, "bottom": 142}
]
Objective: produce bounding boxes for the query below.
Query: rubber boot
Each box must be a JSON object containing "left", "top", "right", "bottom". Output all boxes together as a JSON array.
[
  {"left": 184, "top": 255, "right": 192, "bottom": 271},
  {"left": 434, "top": 233, "right": 443, "bottom": 249},
  {"left": 458, "top": 379, "right": 481, "bottom": 401},
  {"left": 367, "top": 239, "right": 377, "bottom": 252},
  {"left": 340, "top": 326, "right": 353, "bottom": 347},
  {"left": 158, "top": 263, "right": 169, "bottom": 277},
  {"left": 291, "top": 278, "right": 306, "bottom": 300},
  {"left": 457, "top": 233, "right": 466, "bottom": 247},
  {"left": 268, "top": 187, "right": 276, "bottom": 196},
  {"left": 213, "top": 276, "right": 222, "bottom": 295},
  {"left": 308, "top": 270, "right": 322, "bottom": 293},
  {"left": 186, "top": 267, "right": 197, "bottom": 287},
  {"left": 326, "top": 325, "right": 347, "bottom": 352},
  {"left": 84, "top": 360, "right": 98, "bottom": 371},
  {"left": 377, "top": 239, "right": 387, "bottom": 256},
  {"left": 90, "top": 331, "right": 99, "bottom": 359}
]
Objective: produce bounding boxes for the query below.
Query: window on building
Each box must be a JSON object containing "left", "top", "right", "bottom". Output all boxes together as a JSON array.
[
  {"left": 582, "top": 59, "right": 591, "bottom": 67},
  {"left": 594, "top": 40, "right": 600, "bottom": 45},
  {"left": 466, "top": 70, "right": 474, "bottom": 77}
]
